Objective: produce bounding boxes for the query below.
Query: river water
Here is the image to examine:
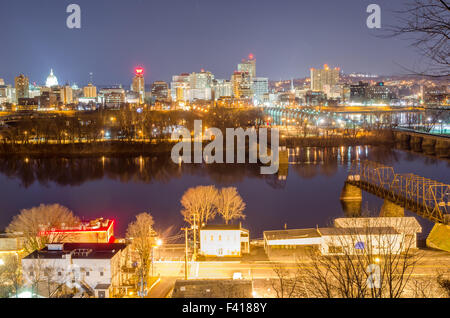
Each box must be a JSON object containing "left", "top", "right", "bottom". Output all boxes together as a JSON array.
[{"left": 0, "top": 146, "right": 448, "bottom": 241}]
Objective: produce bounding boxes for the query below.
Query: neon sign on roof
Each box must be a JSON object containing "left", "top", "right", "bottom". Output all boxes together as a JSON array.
[{"left": 135, "top": 67, "right": 144, "bottom": 76}]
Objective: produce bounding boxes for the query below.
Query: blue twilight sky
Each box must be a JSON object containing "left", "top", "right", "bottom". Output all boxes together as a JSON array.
[{"left": 0, "top": 0, "right": 425, "bottom": 86}]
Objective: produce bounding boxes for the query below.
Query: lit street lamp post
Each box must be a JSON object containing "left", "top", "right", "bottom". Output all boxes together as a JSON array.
[{"left": 151, "top": 238, "right": 163, "bottom": 278}]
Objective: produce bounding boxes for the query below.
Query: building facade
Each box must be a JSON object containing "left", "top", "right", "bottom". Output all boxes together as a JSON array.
[
  {"left": 200, "top": 224, "right": 250, "bottom": 257},
  {"left": 83, "top": 83, "right": 97, "bottom": 98},
  {"left": 15, "top": 74, "right": 29, "bottom": 101},
  {"left": 22, "top": 243, "right": 128, "bottom": 298},
  {"left": 310, "top": 64, "right": 340, "bottom": 92},
  {"left": 131, "top": 67, "right": 145, "bottom": 104}
]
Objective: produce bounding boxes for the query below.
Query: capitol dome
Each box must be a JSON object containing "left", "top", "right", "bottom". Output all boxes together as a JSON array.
[{"left": 45, "top": 69, "right": 59, "bottom": 87}]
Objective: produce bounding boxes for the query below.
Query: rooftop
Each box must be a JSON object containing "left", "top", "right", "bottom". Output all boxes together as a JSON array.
[
  {"left": 264, "top": 228, "right": 321, "bottom": 240},
  {"left": 201, "top": 224, "right": 248, "bottom": 231},
  {"left": 334, "top": 217, "right": 422, "bottom": 233},
  {"left": 23, "top": 243, "right": 127, "bottom": 260},
  {"left": 172, "top": 279, "right": 253, "bottom": 298},
  {"left": 318, "top": 227, "right": 399, "bottom": 236},
  {"left": 38, "top": 218, "right": 114, "bottom": 235}
]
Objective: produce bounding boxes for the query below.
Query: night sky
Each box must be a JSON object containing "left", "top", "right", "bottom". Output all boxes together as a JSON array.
[{"left": 0, "top": 0, "right": 424, "bottom": 86}]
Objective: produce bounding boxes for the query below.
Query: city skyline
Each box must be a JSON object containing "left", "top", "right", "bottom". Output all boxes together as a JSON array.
[{"left": 0, "top": 0, "right": 430, "bottom": 85}]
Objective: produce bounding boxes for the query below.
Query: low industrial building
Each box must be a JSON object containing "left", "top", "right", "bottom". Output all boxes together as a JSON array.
[
  {"left": 264, "top": 217, "right": 422, "bottom": 260},
  {"left": 22, "top": 242, "right": 129, "bottom": 298},
  {"left": 263, "top": 228, "right": 322, "bottom": 258},
  {"left": 199, "top": 224, "right": 250, "bottom": 257},
  {"left": 333, "top": 217, "right": 422, "bottom": 248}
]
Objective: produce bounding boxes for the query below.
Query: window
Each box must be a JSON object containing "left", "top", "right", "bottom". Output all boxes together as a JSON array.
[
  {"left": 58, "top": 272, "right": 62, "bottom": 277},
  {"left": 328, "top": 246, "right": 344, "bottom": 254},
  {"left": 219, "top": 235, "right": 222, "bottom": 241},
  {"left": 210, "top": 235, "right": 213, "bottom": 241},
  {"left": 100, "top": 272, "right": 104, "bottom": 277},
  {"left": 86, "top": 272, "right": 90, "bottom": 276}
]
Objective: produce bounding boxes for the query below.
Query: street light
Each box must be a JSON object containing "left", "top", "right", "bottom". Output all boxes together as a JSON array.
[{"left": 151, "top": 238, "right": 163, "bottom": 278}]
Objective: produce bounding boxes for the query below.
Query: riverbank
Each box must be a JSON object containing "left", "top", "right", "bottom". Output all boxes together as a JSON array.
[
  {"left": 0, "top": 133, "right": 394, "bottom": 156},
  {"left": 0, "top": 141, "right": 176, "bottom": 157}
]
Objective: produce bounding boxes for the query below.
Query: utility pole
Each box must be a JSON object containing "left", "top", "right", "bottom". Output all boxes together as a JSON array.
[
  {"left": 182, "top": 227, "right": 189, "bottom": 280},
  {"left": 151, "top": 245, "right": 154, "bottom": 278},
  {"left": 193, "top": 214, "right": 197, "bottom": 259}
]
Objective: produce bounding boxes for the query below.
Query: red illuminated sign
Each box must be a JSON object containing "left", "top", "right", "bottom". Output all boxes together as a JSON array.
[{"left": 135, "top": 67, "right": 144, "bottom": 76}]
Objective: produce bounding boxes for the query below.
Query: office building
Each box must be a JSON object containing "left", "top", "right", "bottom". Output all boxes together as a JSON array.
[
  {"left": 171, "top": 73, "right": 190, "bottom": 102},
  {"left": 151, "top": 81, "right": 169, "bottom": 100},
  {"left": 99, "top": 86, "right": 126, "bottom": 108},
  {"left": 253, "top": 77, "right": 269, "bottom": 104},
  {"left": 238, "top": 54, "right": 256, "bottom": 78},
  {"left": 310, "top": 64, "right": 340, "bottom": 92},
  {"left": 60, "top": 84, "right": 73, "bottom": 104},
  {"left": 231, "top": 71, "right": 253, "bottom": 99},
  {"left": 213, "top": 79, "right": 233, "bottom": 100},
  {"left": 15, "top": 74, "right": 29, "bottom": 100},
  {"left": 350, "top": 81, "right": 369, "bottom": 104},
  {"left": 188, "top": 70, "right": 214, "bottom": 101},
  {"left": 83, "top": 83, "right": 97, "bottom": 98},
  {"left": 131, "top": 67, "right": 145, "bottom": 104}
]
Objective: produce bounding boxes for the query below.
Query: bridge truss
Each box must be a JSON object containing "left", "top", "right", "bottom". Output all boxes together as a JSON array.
[{"left": 347, "top": 160, "right": 449, "bottom": 223}]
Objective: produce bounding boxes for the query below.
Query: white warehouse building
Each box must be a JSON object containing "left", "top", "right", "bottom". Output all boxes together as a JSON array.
[{"left": 22, "top": 243, "right": 129, "bottom": 298}]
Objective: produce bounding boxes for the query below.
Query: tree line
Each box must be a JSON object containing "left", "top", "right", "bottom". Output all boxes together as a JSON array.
[{"left": 0, "top": 107, "right": 265, "bottom": 145}]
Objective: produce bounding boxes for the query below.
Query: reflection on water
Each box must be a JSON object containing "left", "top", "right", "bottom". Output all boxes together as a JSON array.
[
  {"left": 0, "top": 146, "right": 412, "bottom": 188},
  {"left": 0, "top": 146, "right": 448, "bottom": 238}
]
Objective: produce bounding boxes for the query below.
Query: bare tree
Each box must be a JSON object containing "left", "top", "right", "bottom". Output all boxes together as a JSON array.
[
  {"left": 386, "top": 0, "right": 450, "bottom": 77},
  {"left": 437, "top": 271, "right": 450, "bottom": 297},
  {"left": 216, "top": 187, "right": 246, "bottom": 224},
  {"left": 126, "top": 212, "right": 157, "bottom": 295},
  {"left": 6, "top": 204, "right": 80, "bottom": 253},
  {"left": 0, "top": 255, "right": 22, "bottom": 298},
  {"left": 301, "top": 218, "right": 421, "bottom": 298},
  {"left": 269, "top": 264, "right": 309, "bottom": 298},
  {"left": 180, "top": 185, "right": 219, "bottom": 226}
]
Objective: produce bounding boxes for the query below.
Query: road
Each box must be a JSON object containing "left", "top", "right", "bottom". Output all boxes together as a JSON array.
[
  {"left": 153, "top": 252, "right": 450, "bottom": 280},
  {"left": 147, "top": 278, "right": 177, "bottom": 298}
]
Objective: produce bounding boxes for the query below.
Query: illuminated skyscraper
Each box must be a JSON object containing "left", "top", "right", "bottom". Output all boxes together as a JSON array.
[
  {"left": 131, "top": 67, "right": 145, "bottom": 104},
  {"left": 253, "top": 77, "right": 269, "bottom": 104},
  {"left": 83, "top": 83, "right": 97, "bottom": 98},
  {"left": 60, "top": 84, "right": 73, "bottom": 104},
  {"left": 310, "top": 64, "right": 340, "bottom": 92},
  {"left": 151, "top": 81, "right": 169, "bottom": 100},
  {"left": 238, "top": 54, "right": 256, "bottom": 78},
  {"left": 231, "top": 71, "right": 253, "bottom": 99},
  {"left": 15, "top": 74, "right": 29, "bottom": 100},
  {"left": 171, "top": 73, "right": 190, "bottom": 102},
  {"left": 213, "top": 79, "right": 233, "bottom": 100},
  {"left": 189, "top": 70, "right": 214, "bottom": 101}
]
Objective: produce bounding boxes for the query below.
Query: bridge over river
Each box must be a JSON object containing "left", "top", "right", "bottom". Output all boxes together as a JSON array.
[{"left": 341, "top": 160, "right": 449, "bottom": 224}]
